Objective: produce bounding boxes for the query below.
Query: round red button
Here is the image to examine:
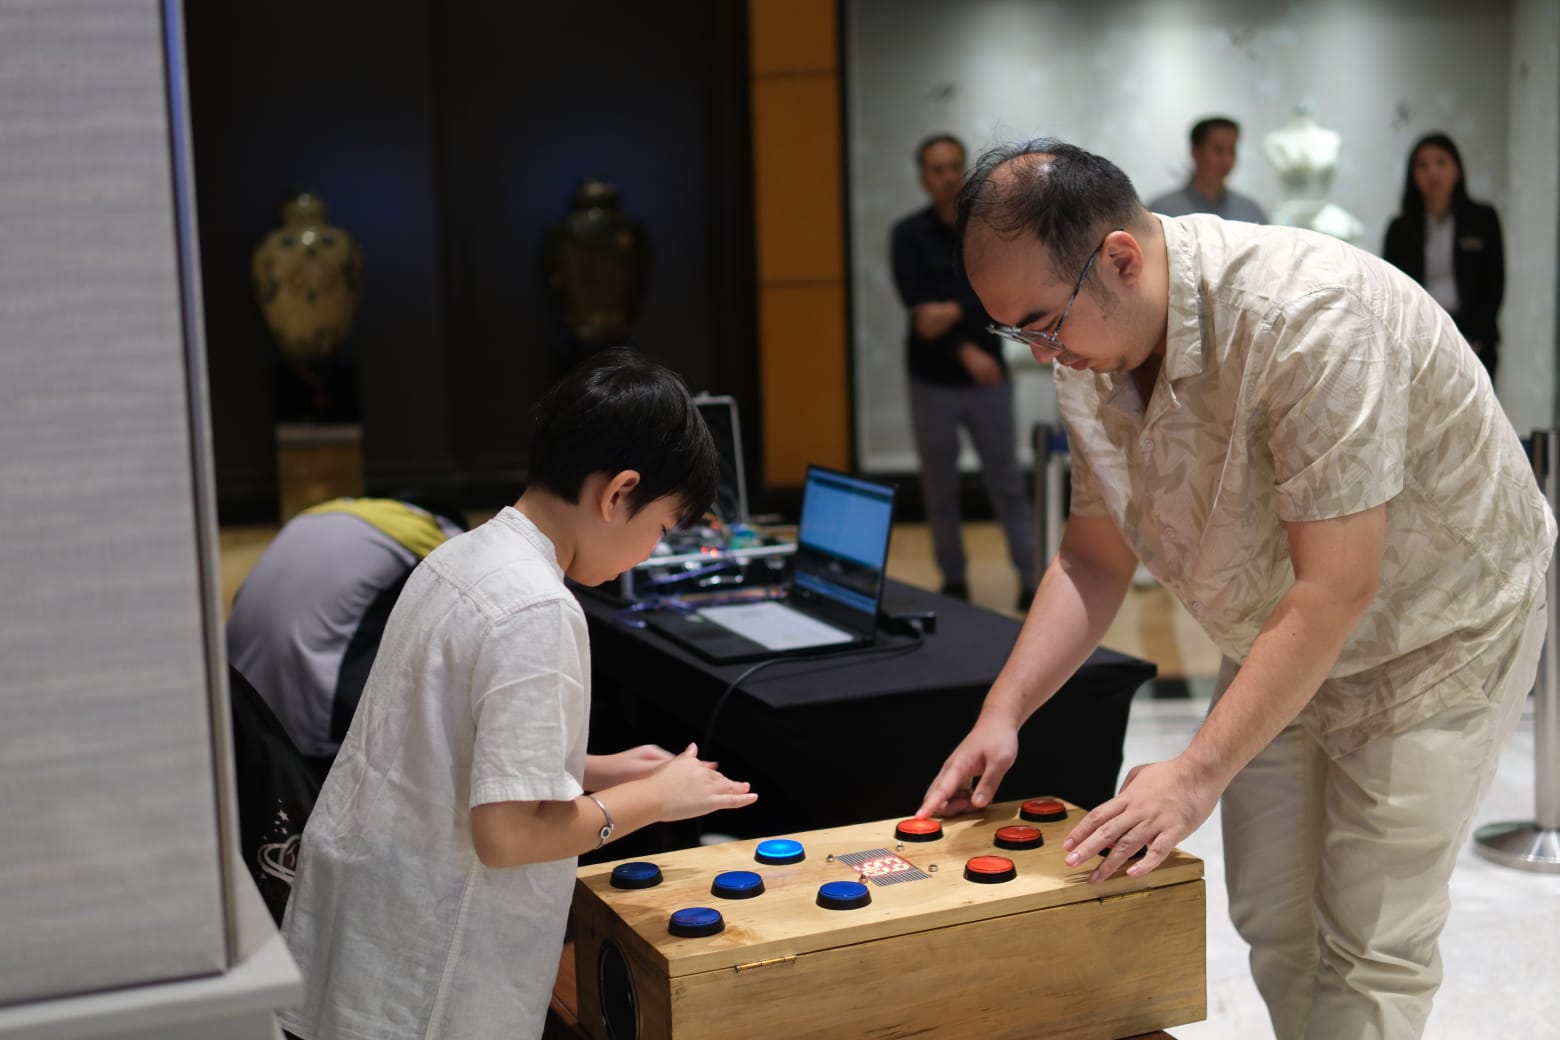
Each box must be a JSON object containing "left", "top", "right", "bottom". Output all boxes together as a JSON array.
[
  {"left": 964, "top": 855, "right": 1017, "bottom": 883},
  {"left": 994, "top": 825, "right": 1044, "bottom": 850},
  {"left": 1020, "top": 798, "right": 1069, "bottom": 823},
  {"left": 895, "top": 818, "right": 943, "bottom": 842}
]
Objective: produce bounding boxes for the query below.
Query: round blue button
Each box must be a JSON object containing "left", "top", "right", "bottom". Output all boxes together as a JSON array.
[
  {"left": 816, "top": 880, "right": 872, "bottom": 910},
  {"left": 668, "top": 906, "right": 724, "bottom": 938},
  {"left": 609, "top": 861, "right": 663, "bottom": 889},
  {"left": 711, "top": 870, "right": 765, "bottom": 899},
  {"left": 754, "top": 838, "right": 805, "bottom": 865}
]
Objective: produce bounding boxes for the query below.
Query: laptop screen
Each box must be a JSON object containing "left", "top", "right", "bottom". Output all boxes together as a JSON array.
[{"left": 792, "top": 467, "right": 895, "bottom": 617}]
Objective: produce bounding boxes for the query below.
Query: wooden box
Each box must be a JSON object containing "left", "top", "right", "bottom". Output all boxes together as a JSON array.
[{"left": 571, "top": 798, "right": 1205, "bottom": 1039}]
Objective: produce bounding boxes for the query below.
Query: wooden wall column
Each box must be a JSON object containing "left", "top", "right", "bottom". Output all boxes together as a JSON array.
[{"left": 748, "top": 0, "right": 849, "bottom": 487}]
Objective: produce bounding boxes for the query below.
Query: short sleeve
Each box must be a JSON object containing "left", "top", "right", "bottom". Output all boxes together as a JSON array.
[
  {"left": 1066, "top": 436, "right": 1110, "bottom": 519},
  {"left": 467, "top": 598, "right": 589, "bottom": 808},
  {"left": 1260, "top": 288, "right": 1407, "bottom": 523}
]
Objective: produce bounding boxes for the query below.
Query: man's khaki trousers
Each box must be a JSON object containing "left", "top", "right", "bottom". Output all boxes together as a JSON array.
[{"left": 1216, "top": 601, "right": 1545, "bottom": 1040}]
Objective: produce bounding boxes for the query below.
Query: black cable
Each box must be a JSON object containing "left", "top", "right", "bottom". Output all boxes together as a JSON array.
[
  {"left": 689, "top": 632, "right": 926, "bottom": 845},
  {"left": 699, "top": 631, "right": 927, "bottom": 769}
]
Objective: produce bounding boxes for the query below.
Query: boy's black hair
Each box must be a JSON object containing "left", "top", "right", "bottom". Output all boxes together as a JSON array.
[{"left": 527, "top": 347, "right": 719, "bottom": 527}]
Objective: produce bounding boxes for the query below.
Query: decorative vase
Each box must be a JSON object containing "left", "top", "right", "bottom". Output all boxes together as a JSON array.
[
  {"left": 251, "top": 192, "right": 364, "bottom": 400},
  {"left": 542, "top": 178, "right": 650, "bottom": 351}
]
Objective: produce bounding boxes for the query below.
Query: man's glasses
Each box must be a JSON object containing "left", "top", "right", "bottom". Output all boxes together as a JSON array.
[{"left": 986, "top": 230, "right": 1117, "bottom": 357}]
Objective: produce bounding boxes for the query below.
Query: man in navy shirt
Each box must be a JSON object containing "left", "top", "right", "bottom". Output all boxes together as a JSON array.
[{"left": 891, "top": 134, "right": 1036, "bottom": 610}]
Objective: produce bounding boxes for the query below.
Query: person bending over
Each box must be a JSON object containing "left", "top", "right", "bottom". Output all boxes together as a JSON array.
[{"left": 920, "top": 139, "right": 1550, "bottom": 1040}]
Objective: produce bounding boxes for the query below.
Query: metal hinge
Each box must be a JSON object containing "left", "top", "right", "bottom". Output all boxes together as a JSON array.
[
  {"left": 733, "top": 953, "right": 797, "bottom": 972},
  {"left": 1100, "top": 888, "right": 1152, "bottom": 905}
]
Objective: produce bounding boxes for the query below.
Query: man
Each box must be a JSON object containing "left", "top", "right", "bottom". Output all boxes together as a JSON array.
[
  {"left": 918, "top": 140, "right": 1552, "bottom": 1040},
  {"left": 890, "top": 133, "right": 1037, "bottom": 609},
  {"left": 1148, "top": 116, "right": 1266, "bottom": 223}
]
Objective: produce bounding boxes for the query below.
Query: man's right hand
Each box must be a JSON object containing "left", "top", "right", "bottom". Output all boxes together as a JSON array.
[
  {"left": 915, "top": 712, "right": 1020, "bottom": 819},
  {"left": 912, "top": 300, "right": 961, "bottom": 340}
]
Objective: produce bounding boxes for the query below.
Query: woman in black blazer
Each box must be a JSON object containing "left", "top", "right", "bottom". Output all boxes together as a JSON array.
[{"left": 1383, "top": 132, "right": 1505, "bottom": 381}]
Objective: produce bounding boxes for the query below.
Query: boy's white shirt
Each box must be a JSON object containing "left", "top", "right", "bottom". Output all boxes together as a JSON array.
[{"left": 279, "top": 507, "right": 591, "bottom": 1040}]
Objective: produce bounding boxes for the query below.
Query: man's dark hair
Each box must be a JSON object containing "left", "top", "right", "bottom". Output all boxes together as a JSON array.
[
  {"left": 1398, "top": 131, "right": 1472, "bottom": 221},
  {"left": 527, "top": 347, "right": 719, "bottom": 527},
  {"left": 957, "top": 138, "right": 1145, "bottom": 283},
  {"left": 1189, "top": 117, "right": 1240, "bottom": 147},
  {"left": 916, "top": 133, "right": 966, "bottom": 169}
]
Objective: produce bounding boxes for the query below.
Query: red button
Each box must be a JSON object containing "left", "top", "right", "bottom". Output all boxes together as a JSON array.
[
  {"left": 994, "top": 825, "right": 1043, "bottom": 850},
  {"left": 964, "top": 855, "right": 1017, "bottom": 883},
  {"left": 895, "top": 818, "right": 943, "bottom": 842},
  {"left": 1020, "top": 798, "right": 1069, "bottom": 823}
]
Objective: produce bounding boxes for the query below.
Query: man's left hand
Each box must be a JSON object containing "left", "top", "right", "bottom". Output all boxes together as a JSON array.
[{"left": 1061, "top": 755, "right": 1221, "bottom": 883}]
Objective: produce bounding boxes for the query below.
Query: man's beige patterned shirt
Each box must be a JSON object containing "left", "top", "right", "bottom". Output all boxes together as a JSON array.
[{"left": 1060, "top": 215, "right": 1555, "bottom": 757}]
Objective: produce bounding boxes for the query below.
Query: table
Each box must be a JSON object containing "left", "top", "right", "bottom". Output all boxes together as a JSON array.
[{"left": 577, "top": 579, "right": 1156, "bottom": 854}]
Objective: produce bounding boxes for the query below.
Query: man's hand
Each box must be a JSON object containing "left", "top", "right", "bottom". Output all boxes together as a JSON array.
[
  {"left": 1061, "top": 755, "right": 1221, "bottom": 883},
  {"left": 958, "top": 342, "right": 1004, "bottom": 386},
  {"left": 912, "top": 300, "right": 961, "bottom": 340},
  {"left": 915, "top": 711, "right": 1020, "bottom": 818}
]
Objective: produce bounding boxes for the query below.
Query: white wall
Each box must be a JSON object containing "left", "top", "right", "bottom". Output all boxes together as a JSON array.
[
  {"left": 1505, "top": 0, "right": 1559, "bottom": 432},
  {"left": 847, "top": 0, "right": 1551, "bottom": 471}
]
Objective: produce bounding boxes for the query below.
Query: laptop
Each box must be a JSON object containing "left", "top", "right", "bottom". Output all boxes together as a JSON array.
[
  {"left": 692, "top": 394, "right": 749, "bottom": 526},
  {"left": 644, "top": 466, "right": 896, "bottom": 663}
]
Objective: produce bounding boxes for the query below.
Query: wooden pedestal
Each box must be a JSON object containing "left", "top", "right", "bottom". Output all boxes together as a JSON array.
[
  {"left": 571, "top": 798, "right": 1205, "bottom": 1039},
  {"left": 275, "top": 422, "right": 363, "bottom": 522}
]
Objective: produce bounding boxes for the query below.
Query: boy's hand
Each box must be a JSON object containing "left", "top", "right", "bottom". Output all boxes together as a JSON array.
[
  {"left": 585, "top": 745, "right": 679, "bottom": 789},
  {"left": 650, "top": 743, "right": 757, "bottom": 822}
]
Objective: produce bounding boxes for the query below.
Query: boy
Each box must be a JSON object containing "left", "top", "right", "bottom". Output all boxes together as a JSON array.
[{"left": 278, "top": 348, "right": 758, "bottom": 1040}]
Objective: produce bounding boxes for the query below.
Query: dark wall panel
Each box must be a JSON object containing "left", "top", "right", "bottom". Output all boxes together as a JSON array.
[
  {"left": 428, "top": 2, "right": 754, "bottom": 484},
  {"left": 187, "top": 1, "right": 451, "bottom": 518},
  {"left": 186, "top": 1, "right": 756, "bottom": 519}
]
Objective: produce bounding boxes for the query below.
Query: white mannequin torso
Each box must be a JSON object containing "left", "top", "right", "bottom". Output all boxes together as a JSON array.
[{"left": 1263, "top": 110, "right": 1362, "bottom": 243}]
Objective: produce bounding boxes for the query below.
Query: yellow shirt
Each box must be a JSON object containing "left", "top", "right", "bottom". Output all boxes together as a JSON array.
[{"left": 1062, "top": 215, "right": 1555, "bottom": 757}]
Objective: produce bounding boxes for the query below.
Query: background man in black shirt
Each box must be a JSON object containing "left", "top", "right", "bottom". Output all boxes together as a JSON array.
[{"left": 890, "top": 134, "right": 1036, "bottom": 610}]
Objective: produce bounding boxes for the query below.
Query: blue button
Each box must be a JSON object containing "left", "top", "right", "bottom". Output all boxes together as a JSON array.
[
  {"left": 609, "top": 861, "right": 663, "bottom": 889},
  {"left": 754, "top": 838, "right": 805, "bottom": 865},
  {"left": 711, "top": 870, "right": 765, "bottom": 899},
  {"left": 816, "top": 880, "right": 872, "bottom": 910},
  {"left": 668, "top": 906, "right": 724, "bottom": 938}
]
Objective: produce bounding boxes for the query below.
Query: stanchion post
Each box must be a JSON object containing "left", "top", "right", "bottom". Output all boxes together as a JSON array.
[
  {"left": 1473, "top": 428, "right": 1560, "bottom": 872},
  {"left": 1044, "top": 430, "right": 1066, "bottom": 565},
  {"left": 1032, "top": 422, "right": 1051, "bottom": 575},
  {"left": 1031, "top": 423, "right": 1066, "bottom": 565}
]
